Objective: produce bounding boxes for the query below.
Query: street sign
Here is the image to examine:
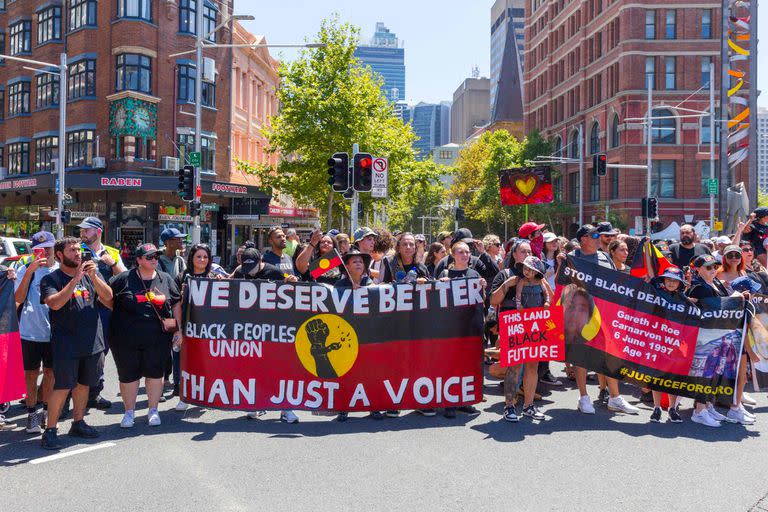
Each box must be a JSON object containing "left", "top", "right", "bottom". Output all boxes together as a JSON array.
[
  {"left": 714, "top": 220, "right": 723, "bottom": 231},
  {"left": 371, "top": 157, "right": 388, "bottom": 198},
  {"left": 63, "top": 195, "right": 75, "bottom": 206},
  {"left": 202, "top": 203, "right": 219, "bottom": 212},
  {"left": 707, "top": 179, "right": 719, "bottom": 195},
  {"left": 189, "top": 151, "right": 201, "bottom": 167}
]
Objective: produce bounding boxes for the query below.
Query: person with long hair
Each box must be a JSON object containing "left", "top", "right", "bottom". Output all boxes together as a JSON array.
[
  {"left": 296, "top": 230, "right": 342, "bottom": 285},
  {"left": 425, "top": 242, "right": 446, "bottom": 276},
  {"left": 381, "top": 232, "right": 430, "bottom": 283},
  {"left": 608, "top": 239, "right": 630, "bottom": 273},
  {"left": 335, "top": 233, "right": 351, "bottom": 256}
]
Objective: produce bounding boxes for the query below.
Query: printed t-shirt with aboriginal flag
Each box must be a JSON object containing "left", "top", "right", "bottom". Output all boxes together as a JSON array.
[
  {"left": 109, "top": 269, "right": 181, "bottom": 349},
  {"left": 40, "top": 270, "right": 105, "bottom": 360}
]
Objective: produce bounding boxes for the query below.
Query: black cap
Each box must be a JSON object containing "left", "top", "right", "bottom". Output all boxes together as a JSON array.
[
  {"left": 341, "top": 249, "right": 372, "bottom": 270},
  {"left": 595, "top": 222, "right": 619, "bottom": 236},
  {"left": 754, "top": 207, "right": 768, "bottom": 219},
  {"left": 575, "top": 224, "right": 598, "bottom": 240},
  {"left": 240, "top": 248, "right": 262, "bottom": 276},
  {"left": 450, "top": 228, "right": 473, "bottom": 247}
]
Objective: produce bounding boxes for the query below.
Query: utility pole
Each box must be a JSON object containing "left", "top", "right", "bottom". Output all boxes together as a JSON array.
[
  {"left": 709, "top": 60, "right": 715, "bottom": 231},
  {"left": 57, "top": 53, "right": 67, "bottom": 239},
  {"left": 646, "top": 79, "right": 653, "bottom": 236},
  {"left": 578, "top": 124, "right": 584, "bottom": 226},
  {"left": 191, "top": 0, "right": 204, "bottom": 244},
  {"left": 350, "top": 143, "right": 359, "bottom": 235}
]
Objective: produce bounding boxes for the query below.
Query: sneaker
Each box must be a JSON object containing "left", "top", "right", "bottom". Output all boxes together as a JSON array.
[
  {"left": 385, "top": 410, "right": 400, "bottom": 418},
  {"left": 522, "top": 404, "right": 546, "bottom": 420},
  {"left": 336, "top": 412, "right": 348, "bottom": 422},
  {"left": 444, "top": 407, "right": 457, "bottom": 419},
  {"left": 742, "top": 392, "right": 757, "bottom": 406},
  {"left": 726, "top": 407, "right": 755, "bottom": 425},
  {"left": 597, "top": 388, "right": 610, "bottom": 403},
  {"left": 39, "top": 409, "right": 47, "bottom": 430},
  {"left": 175, "top": 400, "right": 189, "bottom": 412},
  {"left": 417, "top": 409, "right": 437, "bottom": 416},
  {"left": 740, "top": 404, "right": 756, "bottom": 420},
  {"left": 120, "top": 410, "right": 135, "bottom": 428},
  {"left": 41, "top": 428, "right": 62, "bottom": 450},
  {"left": 607, "top": 396, "right": 640, "bottom": 414},
  {"left": 650, "top": 407, "right": 662, "bottom": 423},
  {"left": 281, "top": 410, "right": 299, "bottom": 424},
  {"left": 503, "top": 405, "right": 519, "bottom": 422},
  {"left": 640, "top": 390, "right": 654, "bottom": 404},
  {"left": 148, "top": 408, "right": 161, "bottom": 427},
  {"left": 539, "top": 371, "right": 562, "bottom": 386},
  {"left": 158, "top": 395, "right": 167, "bottom": 403},
  {"left": 706, "top": 403, "right": 727, "bottom": 422},
  {"left": 458, "top": 405, "right": 481, "bottom": 415},
  {"left": 246, "top": 411, "right": 266, "bottom": 419},
  {"left": 86, "top": 395, "right": 112, "bottom": 410},
  {"left": 692, "top": 409, "right": 722, "bottom": 427},
  {"left": 369, "top": 411, "right": 384, "bottom": 420},
  {"left": 68, "top": 419, "right": 99, "bottom": 438},
  {"left": 578, "top": 395, "right": 595, "bottom": 414},
  {"left": 26, "top": 410, "right": 42, "bottom": 434},
  {"left": 668, "top": 406, "right": 683, "bottom": 423}
]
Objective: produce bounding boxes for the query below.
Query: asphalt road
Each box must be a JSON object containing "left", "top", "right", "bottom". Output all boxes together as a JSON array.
[{"left": 2, "top": 360, "right": 767, "bottom": 512}]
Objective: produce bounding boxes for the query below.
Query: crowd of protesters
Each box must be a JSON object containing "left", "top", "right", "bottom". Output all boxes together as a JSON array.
[{"left": 4, "top": 206, "right": 768, "bottom": 450}]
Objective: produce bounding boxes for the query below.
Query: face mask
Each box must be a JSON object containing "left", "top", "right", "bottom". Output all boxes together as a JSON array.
[
  {"left": 530, "top": 235, "right": 544, "bottom": 257},
  {"left": 680, "top": 236, "right": 693, "bottom": 245}
]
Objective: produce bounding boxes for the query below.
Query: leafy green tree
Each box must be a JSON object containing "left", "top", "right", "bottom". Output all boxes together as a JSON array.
[
  {"left": 386, "top": 159, "right": 447, "bottom": 234},
  {"left": 236, "top": 16, "right": 416, "bottom": 227}
]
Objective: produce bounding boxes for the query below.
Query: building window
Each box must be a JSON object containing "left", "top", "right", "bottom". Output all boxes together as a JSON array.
[
  {"left": 9, "top": 20, "right": 31, "bottom": 55},
  {"left": 118, "top": 0, "right": 151, "bottom": 20},
  {"left": 589, "top": 172, "right": 600, "bottom": 202},
  {"left": 650, "top": 160, "right": 675, "bottom": 198},
  {"left": 589, "top": 123, "right": 600, "bottom": 154},
  {"left": 701, "top": 56, "right": 712, "bottom": 87},
  {"left": 178, "top": 133, "right": 215, "bottom": 172},
  {"left": 568, "top": 172, "right": 580, "bottom": 203},
  {"left": 0, "top": 90, "right": 4, "bottom": 120},
  {"left": 664, "top": 57, "right": 676, "bottom": 90},
  {"left": 68, "top": 59, "right": 96, "bottom": 99},
  {"left": 203, "top": 2, "right": 216, "bottom": 42},
  {"left": 651, "top": 108, "right": 676, "bottom": 144},
  {"left": 665, "top": 10, "right": 676, "bottom": 39},
  {"left": 7, "top": 141, "right": 30, "bottom": 175},
  {"left": 700, "top": 109, "right": 721, "bottom": 144},
  {"left": 554, "top": 176, "right": 562, "bottom": 201},
  {"left": 115, "top": 54, "right": 151, "bottom": 93},
  {"left": 8, "top": 81, "right": 30, "bottom": 116},
  {"left": 35, "top": 73, "right": 59, "bottom": 109},
  {"left": 702, "top": 9, "right": 712, "bottom": 39},
  {"left": 69, "top": 0, "right": 97, "bottom": 31},
  {"left": 177, "top": 64, "right": 214, "bottom": 107},
  {"left": 66, "top": 130, "right": 94, "bottom": 167},
  {"left": 569, "top": 130, "right": 580, "bottom": 159},
  {"left": 37, "top": 6, "right": 61, "bottom": 44},
  {"left": 645, "top": 57, "right": 655, "bottom": 89},
  {"left": 34, "top": 136, "right": 58, "bottom": 173},
  {"left": 610, "top": 168, "right": 619, "bottom": 198},
  {"left": 610, "top": 114, "right": 620, "bottom": 148},
  {"left": 553, "top": 136, "right": 562, "bottom": 157},
  {"left": 645, "top": 10, "right": 655, "bottom": 39},
  {"left": 179, "top": 0, "right": 195, "bottom": 33},
  {"left": 0, "top": 33, "right": 5, "bottom": 63}
]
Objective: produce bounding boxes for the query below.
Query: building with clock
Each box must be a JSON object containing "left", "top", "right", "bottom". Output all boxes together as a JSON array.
[{"left": 0, "top": 0, "right": 278, "bottom": 264}]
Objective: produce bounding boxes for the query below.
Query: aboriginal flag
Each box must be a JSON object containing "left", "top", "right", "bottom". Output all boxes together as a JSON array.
[
  {"left": 0, "top": 269, "right": 25, "bottom": 403},
  {"left": 630, "top": 238, "right": 674, "bottom": 279},
  {"left": 309, "top": 249, "right": 343, "bottom": 279}
]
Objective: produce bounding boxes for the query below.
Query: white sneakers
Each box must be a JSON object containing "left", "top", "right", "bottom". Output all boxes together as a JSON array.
[
  {"left": 120, "top": 410, "right": 135, "bottom": 428},
  {"left": 692, "top": 409, "right": 721, "bottom": 427},
  {"left": 726, "top": 406, "right": 755, "bottom": 425},
  {"left": 281, "top": 410, "right": 299, "bottom": 424},
  {"left": 577, "top": 395, "right": 595, "bottom": 414},
  {"left": 706, "top": 403, "right": 727, "bottom": 421},
  {"left": 607, "top": 396, "right": 640, "bottom": 414},
  {"left": 148, "top": 408, "right": 161, "bottom": 426},
  {"left": 175, "top": 400, "right": 189, "bottom": 412},
  {"left": 742, "top": 393, "right": 757, "bottom": 406}
]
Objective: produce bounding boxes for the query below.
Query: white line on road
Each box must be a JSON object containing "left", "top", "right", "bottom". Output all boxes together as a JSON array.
[{"left": 29, "top": 442, "right": 116, "bottom": 465}]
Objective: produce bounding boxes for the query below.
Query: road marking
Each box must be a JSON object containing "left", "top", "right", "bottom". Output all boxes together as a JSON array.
[{"left": 30, "top": 442, "right": 116, "bottom": 464}]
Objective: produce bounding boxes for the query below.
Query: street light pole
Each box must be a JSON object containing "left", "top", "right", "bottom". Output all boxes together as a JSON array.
[
  {"left": 191, "top": 0, "right": 204, "bottom": 245},
  {"left": 646, "top": 79, "right": 653, "bottom": 236},
  {"left": 709, "top": 61, "right": 715, "bottom": 231},
  {"left": 578, "top": 124, "right": 584, "bottom": 226},
  {"left": 57, "top": 53, "right": 67, "bottom": 239}
]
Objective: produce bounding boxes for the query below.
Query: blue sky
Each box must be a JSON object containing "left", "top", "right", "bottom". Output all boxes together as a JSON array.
[{"left": 239, "top": 1, "right": 767, "bottom": 107}]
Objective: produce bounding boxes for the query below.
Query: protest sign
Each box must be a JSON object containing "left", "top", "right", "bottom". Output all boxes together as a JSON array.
[
  {"left": 747, "top": 293, "right": 768, "bottom": 388},
  {"left": 557, "top": 257, "right": 745, "bottom": 400},
  {"left": 0, "top": 273, "right": 25, "bottom": 404},
  {"left": 498, "top": 306, "right": 564, "bottom": 366},
  {"left": 180, "top": 278, "right": 484, "bottom": 411}
]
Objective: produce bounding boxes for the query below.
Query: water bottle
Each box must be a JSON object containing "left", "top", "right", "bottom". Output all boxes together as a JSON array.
[{"left": 404, "top": 269, "right": 418, "bottom": 284}]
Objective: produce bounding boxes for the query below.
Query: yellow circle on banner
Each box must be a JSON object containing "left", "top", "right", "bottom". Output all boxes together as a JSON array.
[
  {"left": 319, "top": 259, "right": 330, "bottom": 269},
  {"left": 295, "top": 314, "right": 358, "bottom": 378}
]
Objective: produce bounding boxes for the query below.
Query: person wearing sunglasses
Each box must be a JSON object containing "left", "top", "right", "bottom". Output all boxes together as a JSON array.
[
  {"left": 483, "top": 234, "right": 503, "bottom": 266},
  {"left": 108, "top": 243, "right": 182, "bottom": 429}
]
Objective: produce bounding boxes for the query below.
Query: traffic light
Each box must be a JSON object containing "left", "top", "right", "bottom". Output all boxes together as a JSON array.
[
  {"left": 455, "top": 207, "right": 465, "bottom": 221},
  {"left": 178, "top": 165, "right": 194, "bottom": 201},
  {"left": 327, "top": 153, "right": 349, "bottom": 192},
  {"left": 593, "top": 153, "right": 607, "bottom": 177},
  {"left": 642, "top": 197, "right": 659, "bottom": 219},
  {"left": 61, "top": 210, "right": 71, "bottom": 224},
  {"left": 189, "top": 202, "right": 202, "bottom": 218},
  {"left": 353, "top": 153, "right": 373, "bottom": 192}
]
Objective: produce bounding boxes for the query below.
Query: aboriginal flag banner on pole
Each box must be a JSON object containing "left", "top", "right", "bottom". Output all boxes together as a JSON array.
[
  {"left": 309, "top": 249, "right": 343, "bottom": 279},
  {"left": 0, "top": 270, "right": 25, "bottom": 403},
  {"left": 556, "top": 256, "right": 746, "bottom": 401},
  {"left": 180, "top": 278, "right": 484, "bottom": 411}
]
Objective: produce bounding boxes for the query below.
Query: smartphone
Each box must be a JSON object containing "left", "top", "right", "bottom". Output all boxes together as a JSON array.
[
  {"left": 33, "top": 248, "right": 46, "bottom": 261},
  {"left": 81, "top": 251, "right": 93, "bottom": 262}
]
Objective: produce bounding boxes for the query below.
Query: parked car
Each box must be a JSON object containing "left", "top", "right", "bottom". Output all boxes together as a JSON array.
[{"left": 0, "top": 237, "right": 32, "bottom": 266}]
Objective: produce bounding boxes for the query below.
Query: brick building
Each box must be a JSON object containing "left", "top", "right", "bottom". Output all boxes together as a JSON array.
[
  {"left": 0, "top": 0, "right": 269, "bottom": 263},
  {"left": 523, "top": 0, "right": 742, "bottom": 236}
]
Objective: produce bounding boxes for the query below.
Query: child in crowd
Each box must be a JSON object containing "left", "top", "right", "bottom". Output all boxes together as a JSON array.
[{"left": 515, "top": 256, "right": 550, "bottom": 311}]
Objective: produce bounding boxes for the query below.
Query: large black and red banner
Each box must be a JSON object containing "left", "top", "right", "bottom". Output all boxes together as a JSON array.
[
  {"left": 0, "top": 271, "right": 25, "bottom": 404},
  {"left": 557, "top": 257, "right": 745, "bottom": 400},
  {"left": 180, "top": 278, "right": 484, "bottom": 411}
]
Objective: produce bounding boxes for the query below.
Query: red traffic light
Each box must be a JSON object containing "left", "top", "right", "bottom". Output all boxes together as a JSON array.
[
  {"left": 358, "top": 157, "right": 372, "bottom": 169},
  {"left": 599, "top": 154, "right": 607, "bottom": 163}
]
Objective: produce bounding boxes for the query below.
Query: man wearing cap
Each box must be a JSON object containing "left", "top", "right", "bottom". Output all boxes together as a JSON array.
[
  {"left": 14, "top": 231, "right": 58, "bottom": 434},
  {"left": 565, "top": 224, "right": 616, "bottom": 270},
  {"left": 744, "top": 208, "right": 768, "bottom": 267},
  {"left": 594, "top": 222, "right": 619, "bottom": 253},
  {"left": 433, "top": 228, "right": 499, "bottom": 282},
  {"left": 518, "top": 222, "right": 546, "bottom": 257},
  {"left": 262, "top": 227, "right": 299, "bottom": 278},
  {"left": 668, "top": 224, "right": 711, "bottom": 269},
  {"left": 437, "top": 231, "right": 452, "bottom": 252},
  {"left": 158, "top": 228, "right": 187, "bottom": 280}
]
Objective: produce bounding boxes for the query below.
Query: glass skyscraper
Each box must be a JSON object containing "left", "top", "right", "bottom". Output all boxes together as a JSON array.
[
  {"left": 354, "top": 22, "right": 405, "bottom": 103},
  {"left": 410, "top": 102, "right": 451, "bottom": 160}
]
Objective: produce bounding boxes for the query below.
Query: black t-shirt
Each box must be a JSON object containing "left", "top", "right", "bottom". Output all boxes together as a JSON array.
[
  {"left": 262, "top": 250, "right": 297, "bottom": 277},
  {"left": 40, "top": 270, "right": 105, "bottom": 360},
  {"left": 491, "top": 267, "right": 523, "bottom": 312},
  {"left": 232, "top": 262, "right": 286, "bottom": 281},
  {"left": 668, "top": 243, "right": 711, "bottom": 268},
  {"left": 381, "top": 256, "right": 430, "bottom": 283},
  {"left": 334, "top": 275, "right": 374, "bottom": 289},
  {"left": 748, "top": 223, "right": 768, "bottom": 256},
  {"left": 109, "top": 269, "right": 181, "bottom": 349},
  {"left": 447, "top": 268, "right": 480, "bottom": 280},
  {"left": 433, "top": 252, "right": 498, "bottom": 281}
]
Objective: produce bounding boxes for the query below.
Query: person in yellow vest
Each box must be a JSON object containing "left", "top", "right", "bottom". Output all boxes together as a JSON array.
[{"left": 78, "top": 216, "right": 126, "bottom": 410}]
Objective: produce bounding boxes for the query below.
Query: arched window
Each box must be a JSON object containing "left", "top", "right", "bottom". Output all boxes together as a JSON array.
[
  {"left": 589, "top": 122, "right": 600, "bottom": 154},
  {"left": 553, "top": 136, "right": 562, "bottom": 157},
  {"left": 651, "top": 108, "right": 676, "bottom": 144},
  {"left": 569, "top": 130, "right": 580, "bottom": 159},
  {"left": 610, "top": 114, "right": 620, "bottom": 148}
]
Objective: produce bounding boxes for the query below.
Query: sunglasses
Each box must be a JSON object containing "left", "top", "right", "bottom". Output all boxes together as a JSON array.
[
  {"left": 492, "top": 242, "right": 502, "bottom": 247},
  {"left": 590, "top": 233, "right": 601, "bottom": 239},
  {"left": 725, "top": 253, "right": 742, "bottom": 259},
  {"left": 143, "top": 254, "right": 159, "bottom": 261},
  {"left": 741, "top": 246, "right": 753, "bottom": 253}
]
